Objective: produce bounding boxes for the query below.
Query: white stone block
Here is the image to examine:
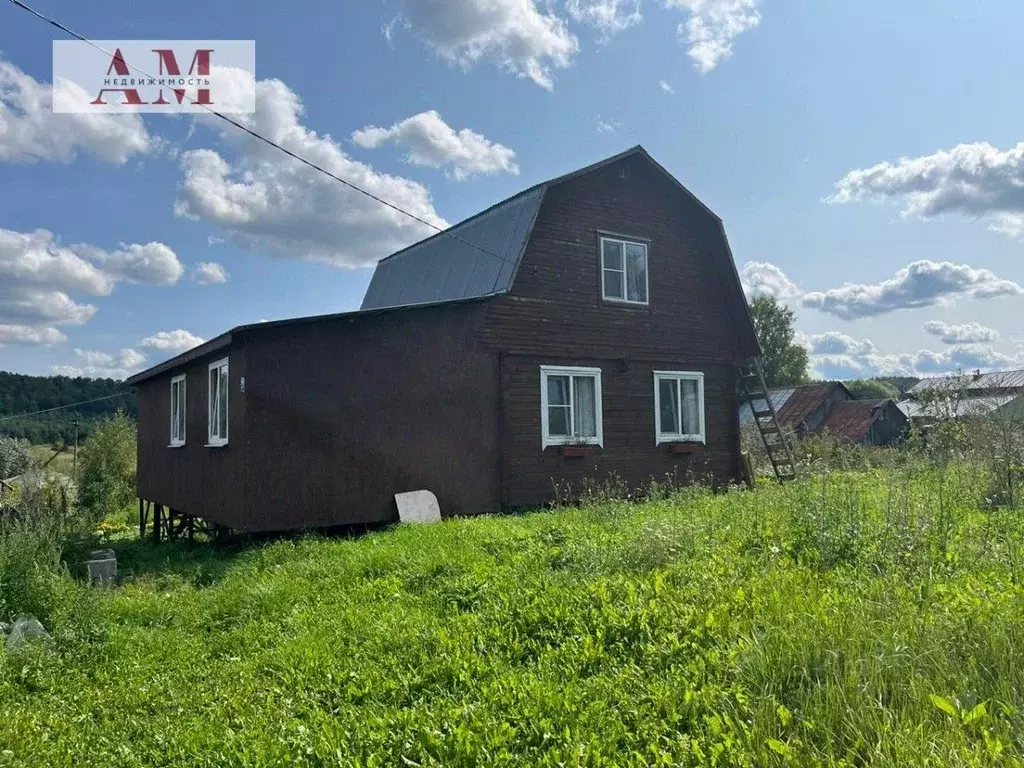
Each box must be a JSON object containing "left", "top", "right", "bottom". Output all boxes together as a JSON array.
[{"left": 395, "top": 490, "right": 441, "bottom": 524}]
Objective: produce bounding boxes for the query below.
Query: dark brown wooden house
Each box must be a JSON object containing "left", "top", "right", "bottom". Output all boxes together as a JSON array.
[{"left": 128, "top": 146, "right": 760, "bottom": 534}]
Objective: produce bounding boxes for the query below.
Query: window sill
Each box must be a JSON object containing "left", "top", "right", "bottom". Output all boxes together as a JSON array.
[
  {"left": 204, "top": 442, "right": 229, "bottom": 449},
  {"left": 167, "top": 443, "right": 186, "bottom": 449},
  {"left": 558, "top": 445, "right": 599, "bottom": 458},
  {"left": 601, "top": 297, "right": 649, "bottom": 308},
  {"left": 664, "top": 442, "right": 703, "bottom": 454}
]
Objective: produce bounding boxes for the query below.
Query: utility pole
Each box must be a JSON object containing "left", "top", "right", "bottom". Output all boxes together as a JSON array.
[{"left": 73, "top": 419, "right": 79, "bottom": 480}]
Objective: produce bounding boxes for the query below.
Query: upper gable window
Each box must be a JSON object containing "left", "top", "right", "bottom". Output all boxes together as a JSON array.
[{"left": 601, "top": 236, "right": 648, "bottom": 305}]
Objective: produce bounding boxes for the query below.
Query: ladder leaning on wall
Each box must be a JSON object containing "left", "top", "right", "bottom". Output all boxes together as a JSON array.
[{"left": 738, "top": 359, "right": 797, "bottom": 482}]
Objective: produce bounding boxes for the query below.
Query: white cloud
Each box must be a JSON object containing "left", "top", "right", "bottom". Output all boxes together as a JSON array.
[
  {"left": 0, "top": 58, "right": 155, "bottom": 165},
  {"left": 174, "top": 78, "right": 447, "bottom": 268},
  {"left": 0, "top": 227, "right": 182, "bottom": 346},
  {"left": 0, "top": 228, "right": 113, "bottom": 296},
  {"left": 799, "top": 331, "right": 875, "bottom": 357},
  {"left": 665, "top": 0, "right": 762, "bottom": 73},
  {"left": 923, "top": 320, "right": 999, "bottom": 345},
  {"left": 659, "top": 79, "right": 676, "bottom": 94},
  {"left": 0, "top": 288, "right": 96, "bottom": 328},
  {"left": 741, "top": 261, "right": 801, "bottom": 299},
  {"left": 596, "top": 117, "right": 619, "bottom": 134},
  {"left": 351, "top": 110, "right": 519, "bottom": 181},
  {"left": 566, "top": 0, "right": 642, "bottom": 37},
  {"left": 802, "top": 260, "right": 1022, "bottom": 320},
  {"left": 194, "top": 261, "right": 229, "bottom": 284},
  {"left": 0, "top": 325, "right": 66, "bottom": 346},
  {"left": 828, "top": 141, "right": 1024, "bottom": 237},
  {"left": 807, "top": 333, "right": 1023, "bottom": 380},
  {"left": 396, "top": 0, "right": 578, "bottom": 89},
  {"left": 79, "top": 242, "right": 185, "bottom": 286},
  {"left": 139, "top": 329, "right": 206, "bottom": 353},
  {"left": 54, "top": 347, "right": 147, "bottom": 380}
]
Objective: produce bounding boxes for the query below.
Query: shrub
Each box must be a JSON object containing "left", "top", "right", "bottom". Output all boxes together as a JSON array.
[
  {"left": 0, "top": 435, "right": 35, "bottom": 480},
  {"left": 77, "top": 411, "right": 136, "bottom": 525},
  {"left": 0, "top": 473, "right": 77, "bottom": 623}
]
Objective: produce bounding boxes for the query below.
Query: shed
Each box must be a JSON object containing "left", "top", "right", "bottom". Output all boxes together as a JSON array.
[{"left": 820, "top": 399, "right": 908, "bottom": 446}]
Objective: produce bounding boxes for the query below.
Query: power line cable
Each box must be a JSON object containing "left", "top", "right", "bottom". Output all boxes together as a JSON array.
[
  {"left": 0, "top": 392, "right": 131, "bottom": 423},
  {"left": 6, "top": 0, "right": 516, "bottom": 271}
]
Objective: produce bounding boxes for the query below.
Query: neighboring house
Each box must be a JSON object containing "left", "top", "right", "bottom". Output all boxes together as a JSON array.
[
  {"left": 127, "top": 146, "right": 760, "bottom": 534},
  {"left": 898, "top": 369, "right": 1024, "bottom": 424},
  {"left": 739, "top": 382, "right": 907, "bottom": 445},
  {"left": 740, "top": 382, "right": 851, "bottom": 437},
  {"left": 819, "top": 399, "right": 908, "bottom": 446}
]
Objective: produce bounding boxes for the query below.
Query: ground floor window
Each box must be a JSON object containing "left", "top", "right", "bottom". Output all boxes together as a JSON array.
[
  {"left": 208, "top": 357, "right": 229, "bottom": 446},
  {"left": 170, "top": 374, "right": 186, "bottom": 446},
  {"left": 540, "top": 365, "right": 603, "bottom": 448},
  {"left": 654, "top": 371, "right": 705, "bottom": 444}
]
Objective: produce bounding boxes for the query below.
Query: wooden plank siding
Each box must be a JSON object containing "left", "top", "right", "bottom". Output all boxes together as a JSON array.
[
  {"left": 237, "top": 303, "right": 500, "bottom": 531},
  {"left": 498, "top": 355, "right": 739, "bottom": 507},
  {"left": 135, "top": 343, "right": 249, "bottom": 528},
  {"left": 483, "top": 154, "right": 750, "bottom": 363},
  {"left": 483, "top": 152, "right": 747, "bottom": 506}
]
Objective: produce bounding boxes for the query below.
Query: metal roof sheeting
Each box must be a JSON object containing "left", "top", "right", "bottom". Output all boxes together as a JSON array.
[
  {"left": 908, "top": 368, "right": 1024, "bottom": 395},
  {"left": 898, "top": 394, "right": 1021, "bottom": 420},
  {"left": 360, "top": 187, "right": 545, "bottom": 310},
  {"left": 738, "top": 388, "right": 795, "bottom": 425},
  {"left": 820, "top": 399, "right": 885, "bottom": 442}
]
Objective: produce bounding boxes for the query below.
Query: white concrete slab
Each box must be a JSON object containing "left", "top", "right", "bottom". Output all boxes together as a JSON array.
[{"left": 395, "top": 490, "right": 441, "bottom": 524}]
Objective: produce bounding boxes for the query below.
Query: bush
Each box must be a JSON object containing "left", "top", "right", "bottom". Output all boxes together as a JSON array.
[
  {"left": 0, "top": 435, "right": 35, "bottom": 480},
  {"left": 0, "top": 473, "right": 78, "bottom": 623},
  {"left": 77, "top": 411, "right": 136, "bottom": 526}
]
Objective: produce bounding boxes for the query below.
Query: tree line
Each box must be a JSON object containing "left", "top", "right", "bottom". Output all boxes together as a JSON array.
[{"left": 0, "top": 371, "right": 137, "bottom": 445}]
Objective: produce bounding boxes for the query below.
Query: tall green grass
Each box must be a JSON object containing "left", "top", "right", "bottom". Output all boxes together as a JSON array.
[{"left": 0, "top": 467, "right": 1022, "bottom": 766}]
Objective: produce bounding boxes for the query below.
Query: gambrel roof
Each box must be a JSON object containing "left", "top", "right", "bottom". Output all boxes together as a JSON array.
[
  {"left": 360, "top": 145, "right": 755, "bottom": 357},
  {"left": 361, "top": 185, "right": 544, "bottom": 311},
  {"left": 129, "top": 146, "right": 760, "bottom": 387}
]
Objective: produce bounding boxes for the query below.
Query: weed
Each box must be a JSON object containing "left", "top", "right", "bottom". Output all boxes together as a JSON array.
[{"left": 0, "top": 467, "right": 1022, "bottom": 765}]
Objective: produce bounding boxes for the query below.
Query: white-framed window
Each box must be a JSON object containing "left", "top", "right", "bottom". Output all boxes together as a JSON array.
[
  {"left": 169, "top": 374, "right": 186, "bottom": 446},
  {"left": 654, "top": 371, "right": 706, "bottom": 444},
  {"left": 601, "top": 236, "right": 648, "bottom": 305},
  {"left": 207, "top": 357, "right": 229, "bottom": 446},
  {"left": 540, "top": 366, "right": 603, "bottom": 448}
]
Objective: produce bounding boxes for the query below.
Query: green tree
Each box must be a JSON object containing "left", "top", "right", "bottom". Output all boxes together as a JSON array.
[
  {"left": 749, "top": 296, "right": 809, "bottom": 387},
  {"left": 845, "top": 379, "right": 899, "bottom": 401},
  {"left": 77, "top": 411, "right": 136, "bottom": 525}
]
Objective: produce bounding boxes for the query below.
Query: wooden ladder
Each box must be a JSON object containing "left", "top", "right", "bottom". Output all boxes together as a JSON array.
[{"left": 738, "top": 359, "right": 797, "bottom": 482}]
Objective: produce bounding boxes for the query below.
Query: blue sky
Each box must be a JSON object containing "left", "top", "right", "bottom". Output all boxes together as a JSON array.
[{"left": 2, "top": 0, "right": 1024, "bottom": 380}]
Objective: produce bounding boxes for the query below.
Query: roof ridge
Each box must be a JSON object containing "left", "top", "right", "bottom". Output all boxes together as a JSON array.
[{"left": 374, "top": 146, "right": 647, "bottom": 267}]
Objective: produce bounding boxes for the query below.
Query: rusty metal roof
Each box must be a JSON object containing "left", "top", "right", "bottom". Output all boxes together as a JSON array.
[
  {"left": 776, "top": 382, "right": 848, "bottom": 430},
  {"left": 739, "top": 382, "right": 850, "bottom": 430},
  {"left": 820, "top": 399, "right": 886, "bottom": 442}
]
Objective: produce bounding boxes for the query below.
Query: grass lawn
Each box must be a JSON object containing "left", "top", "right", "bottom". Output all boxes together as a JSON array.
[{"left": 1, "top": 467, "right": 1022, "bottom": 766}]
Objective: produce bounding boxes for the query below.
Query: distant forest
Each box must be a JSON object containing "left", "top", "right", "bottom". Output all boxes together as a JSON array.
[{"left": 0, "top": 371, "right": 137, "bottom": 445}]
